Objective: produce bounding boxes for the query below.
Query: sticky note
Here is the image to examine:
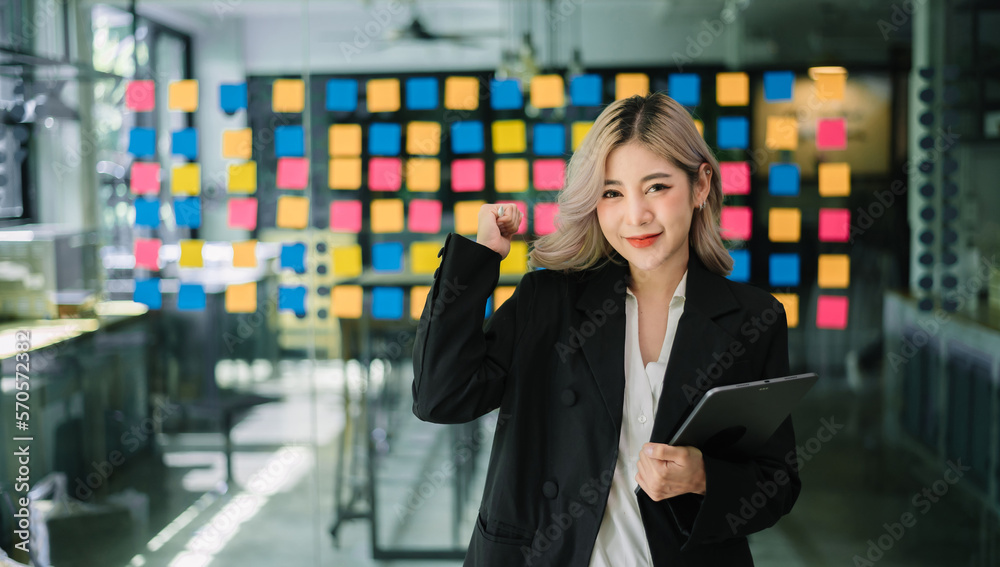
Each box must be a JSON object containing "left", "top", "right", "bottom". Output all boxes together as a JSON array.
[
  {"left": 492, "top": 120, "right": 527, "bottom": 154},
  {"left": 694, "top": 119, "right": 704, "bottom": 137},
  {"left": 332, "top": 286, "right": 363, "bottom": 318},
  {"left": 172, "top": 163, "right": 201, "bottom": 196},
  {"left": 367, "top": 78, "right": 401, "bottom": 112},
  {"left": 530, "top": 75, "right": 565, "bottom": 108},
  {"left": 409, "top": 199, "right": 442, "bottom": 233},
  {"left": 174, "top": 197, "right": 201, "bottom": 228},
  {"left": 410, "top": 243, "right": 441, "bottom": 274},
  {"left": 818, "top": 162, "right": 851, "bottom": 196},
  {"left": 172, "top": 128, "right": 198, "bottom": 159},
  {"left": 818, "top": 254, "right": 850, "bottom": 288},
  {"left": 500, "top": 241, "right": 528, "bottom": 274},
  {"left": 406, "top": 77, "right": 438, "bottom": 110},
  {"left": 717, "top": 117, "right": 749, "bottom": 149},
  {"left": 134, "top": 238, "right": 161, "bottom": 270},
  {"left": 326, "top": 79, "right": 358, "bottom": 112},
  {"left": 495, "top": 159, "right": 529, "bottom": 192},
  {"left": 169, "top": 80, "right": 199, "bottom": 112},
  {"left": 533, "top": 203, "right": 560, "bottom": 235},
  {"left": 219, "top": 83, "right": 248, "bottom": 113},
  {"left": 728, "top": 249, "right": 750, "bottom": 282},
  {"left": 816, "top": 118, "right": 847, "bottom": 150},
  {"left": 177, "top": 283, "right": 206, "bottom": 311},
  {"left": 329, "top": 158, "right": 362, "bottom": 190},
  {"left": 764, "top": 71, "right": 794, "bottom": 102},
  {"left": 454, "top": 200, "right": 486, "bottom": 234},
  {"left": 451, "top": 121, "right": 484, "bottom": 154},
  {"left": 223, "top": 129, "right": 253, "bottom": 159},
  {"left": 369, "top": 123, "right": 402, "bottom": 156},
  {"left": 495, "top": 286, "right": 516, "bottom": 309},
  {"left": 720, "top": 162, "right": 750, "bottom": 195},
  {"left": 228, "top": 162, "right": 257, "bottom": 193},
  {"left": 406, "top": 158, "right": 440, "bottom": 191},
  {"left": 615, "top": 73, "right": 649, "bottom": 100},
  {"left": 816, "top": 295, "right": 849, "bottom": 329},
  {"left": 134, "top": 279, "right": 161, "bottom": 309},
  {"left": 329, "top": 124, "right": 362, "bottom": 157},
  {"left": 716, "top": 73, "right": 749, "bottom": 106},
  {"left": 768, "top": 208, "right": 802, "bottom": 242},
  {"left": 669, "top": 74, "right": 701, "bottom": 106},
  {"left": 332, "top": 245, "right": 363, "bottom": 277},
  {"left": 497, "top": 200, "right": 527, "bottom": 234},
  {"left": 772, "top": 293, "right": 799, "bottom": 328},
  {"left": 818, "top": 208, "right": 851, "bottom": 242},
  {"left": 129, "top": 128, "right": 156, "bottom": 157},
  {"left": 372, "top": 287, "right": 404, "bottom": 320},
  {"left": 411, "top": 286, "right": 431, "bottom": 319},
  {"left": 276, "top": 157, "right": 309, "bottom": 190},
  {"left": 273, "top": 79, "right": 305, "bottom": 112},
  {"left": 275, "top": 125, "right": 305, "bottom": 157},
  {"left": 179, "top": 239, "right": 204, "bottom": 268},
  {"left": 570, "top": 74, "right": 602, "bottom": 106},
  {"left": 371, "top": 199, "right": 404, "bottom": 233},
  {"left": 769, "top": 253, "right": 800, "bottom": 286},
  {"left": 131, "top": 162, "right": 160, "bottom": 195},
  {"left": 278, "top": 286, "right": 307, "bottom": 316},
  {"left": 126, "top": 80, "right": 155, "bottom": 111},
  {"left": 228, "top": 198, "right": 258, "bottom": 230},
  {"left": 533, "top": 123, "right": 565, "bottom": 156},
  {"left": 330, "top": 200, "right": 362, "bottom": 233},
  {"left": 452, "top": 159, "right": 485, "bottom": 192},
  {"left": 533, "top": 159, "right": 565, "bottom": 190},
  {"left": 406, "top": 122, "right": 441, "bottom": 155},
  {"left": 277, "top": 196, "right": 309, "bottom": 229},
  {"left": 134, "top": 198, "right": 159, "bottom": 228},
  {"left": 444, "top": 76, "right": 480, "bottom": 110},
  {"left": 769, "top": 164, "right": 800, "bottom": 196},
  {"left": 815, "top": 73, "right": 846, "bottom": 101},
  {"left": 280, "top": 242, "right": 307, "bottom": 273},
  {"left": 572, "top": 122, "right": 593, "bottom": 151},
  {"left": 372, "top": 242, "right": 404, "bottom": 273},
  {"left": 369, "top": 158, "right": 402, "bottom": 191},
  {"left": 491, "top": 78, "right": 524, "bottom": 110},
  {"left": 766, "top": 116, "right": 799, "bottom": 150},
  {"left": 232, "top": 240, "right": 257, "bottom": 268},
  {"left": 720, "top": 207, "right": 752, "bottom": 240},
  {"left": 226, "top": 282, "right": 257, "bottom": 313}
]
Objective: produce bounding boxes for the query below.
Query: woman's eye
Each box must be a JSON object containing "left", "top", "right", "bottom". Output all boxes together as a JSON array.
[
  {"left": 648, "top": 184, "right": 670, "bottom": 193},
  {"left": 602, "top": 189, "right": 621, "bottom": 198}
]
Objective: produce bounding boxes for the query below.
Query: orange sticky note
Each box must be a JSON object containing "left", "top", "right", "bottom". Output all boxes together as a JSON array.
[
  {"left": 332, "top": 286, "right": 363, "bottom": 318},
  {"left": 768, "top": 208, "right": 802, "bottom": 242},
  {"left": 571, "top": 122, "right": 593, "bottom": 151},
  {"left": 367, "top": 78, "right": 400, "bottom": 112},
  {"left": 329, "top": 124, "right": 362, "bottom": 157},
  {"left": 492, "top": 120, "right": 527, "bottom": 154},
  {"left": 531, "top": 75, "right": 565, "bottom": 109},
  {"left": 223, "top": 129, "right": 253, "bottom": 159},
  {"left": 444, "top": 76, "right": 480, "bottom": 110},
  {"left": 818, "top": 254, "right": 850, "bottom": 288},
  {"left": 228, "top": 162, "right": 257, "bottom": 193},
  {"left": 169, "top": 80, "right": 199, "bottom": 111},
  {"left": 694, "top": 119, "right": 704, "bottom": 137},
  {"left": 615, "top": 73, "right": 649, "bottom": 100},
  {"left": 371, "top": 199, "right": 404, "bottom": 233},
  {"left": 179, "top": 239, "right": 204, "bottom": 268},
  {"left": 172, "top": 163, "right": 201, "bottom": 195},
  {"left": 495, "top": 159, "right": 529, "bottom": 192},
  {"left": 454, "top": 200, "right": 486, "bottom": 235},
  {"left": 329, "top": 158, "right": 362, "bottom": 190},
  {"left": 495, "top": 286, "right": 516, "bottom": 309},
  {"left": 818, "top": 162, "right": 851, "bottom": 196},
  {"left": 771, "top": 293, "right": 799, "bottom": 328},
  {"left": 277, "top": 158, "right": 309, "bottom": 190},
  {"left": 226, "top": 282, "right": 257, "bottom": 313},
  {"left": 276, "top": 196, "right": 309, "bottom": 229},
  {"left": 410, "top": 242, "right": 441, "bottom": 274},
  {"left": 406, "top": 122, "right": 441, "bottom": 155},
  {"left": 273, "top": 79, "right": 305, "bottom": 112},
  {"left": 815, "top": 73, "right": 846, "bottom": 101},
  {"left": 766, "top": 116, "right": 799, "bottom": 150},
  {"left": 411, "top": 286, "right": 431, "bottom": 319},
  {"left": 332, "top": 245, "right": 363, "bottom": 277},
  {"left": 406, "top": 158, "right": 440, "bottom": 191},
  {"left": 716, "top": 72, "right": 749, "bottom": 106},
  {"left": 232, "top": 240, "right": 258, "bottom": 268},
  {"left": 500, "top": 241, "right": 527, "bottom": 274}
]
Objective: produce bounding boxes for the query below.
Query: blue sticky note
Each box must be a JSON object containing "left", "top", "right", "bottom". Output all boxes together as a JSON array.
[
  {"left": 177, "top": 283, "right": 206, "bottom": 311},
  {"left": 769, "top": 163, "right": 800, "bottom": 196},
  {"left": 728, "top": 250, "right": 750, "bottom": 282},
  {"left": 451, "top": 121, "right": 484, "bottom": 154},
  {"left": 372, "top": 287, "right": 404, "bottom": 320},
  {"left": 371, "top": 242, "right": 403, "bottom": 273},
  {"left": 570, "top": 74, "right": 602, "bottom": 106},
  {"left": 280, "top": 243, "right": 307, "bottom": 274},
  {"left": 406, "top": 77, "right": 438, "bottom": 110},
  {"left": 278, "top": 285, "right": 307, "bottom": 316},
  {"left": 368, "top": 123, "right": 402, "bottom": 156},
  {"left": 764, "top": 71, "right": 794, "bottom": 102},
  {"left": 326, "top": 79, "right": 358, "bottom": 112},
  {"left": 491, "top": 79, "right": 523, "bottom": 110},
  {"left": 135, "top": 198, "right": 160, "bottom": 228},
  {"left": 669, "top": 74, "right": 701, "bottom": 106},
  {"left": 533, "top": 123, "right": 566, "bottom": 156},
  {"left": 171, "top": 128, "right": 197, "bottom": 159},
  {"left": 134, "top": 278, "right": 161, "bottom": 309},
  {"left": 275, "top": 125, "right": 305, "bottom": 157},
  {"left": 129, "top": 128, "right": 156, "bottom": 157},
  {"left": 717, "top": 117, "right": 749, "bottom": 150},
  {"left": 220, "top": 83, "right": 248, "bottom": 113},
  {"left": 174, "top": 197, "right": 201, "bottom": 228},
  {"left": 769, "top": 254, "right": 800, "bottom": 286},
  {"left": 485, "top": 295, "right": 494, "bottom": 318}
]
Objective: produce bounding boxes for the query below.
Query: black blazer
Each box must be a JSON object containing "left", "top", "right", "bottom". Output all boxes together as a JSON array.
[{"left": 413, "top": 233, "right": 801, "bottom": 566}]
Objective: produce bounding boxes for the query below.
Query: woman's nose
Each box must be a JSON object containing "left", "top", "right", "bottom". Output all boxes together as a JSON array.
[{"left": 625, "top": 194, "right": 653, "bottom": 226}]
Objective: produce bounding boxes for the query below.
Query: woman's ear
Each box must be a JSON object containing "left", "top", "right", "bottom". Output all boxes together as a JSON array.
[{"left": 698, "top": 163, "right": 712, "bottom": 203}]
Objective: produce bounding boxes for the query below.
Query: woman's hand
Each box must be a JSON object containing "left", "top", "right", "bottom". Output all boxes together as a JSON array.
[
  {"left": 477, "top": 203, "right": 523, "bottom": 260},
  {"left": 635, "top": 443, "right": 707, "bottom": 502}
]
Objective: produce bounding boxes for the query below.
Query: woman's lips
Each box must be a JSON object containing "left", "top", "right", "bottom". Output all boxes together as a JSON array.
[{"left": 625, "top": 233, "right": 661, "bottom": 248}]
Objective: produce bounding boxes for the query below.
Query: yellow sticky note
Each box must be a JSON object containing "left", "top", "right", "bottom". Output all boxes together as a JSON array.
[
  {"left": 531, "top": 75, "right": 565, "bottom": 108},
  {"left": 410, "top": 242, "right": 441, "bottom": 274},
  {"left": 411, "top": 286, "right": 431, "bottom": 320},
  {"left": 716, "top": 72, "right": 749, "bottom": 106},
  {"left": 329, "top": 158, "right": 362, "bottom": 190},
  {"left": 495, "top": 159, "right": 528, "bottom": 192},
  {"left": 179, "top": 239, "right": 204, "bottom": 268},
  {"left": 406, "top": 122, "right": 441, "bottom": 155},
  {"left": 771, "top": 293, "right": 799, "bottom": 328},
  {"left": 406, "top": 158, "right": 440, "bottom": 191},
  {"left": 494, "top": 286, "right": 516, "bottom": 309},
  {"left": 500, "top": 241, "right": 527, "bottom": 274},
  {"left": 371, "top": 199, "right": 404, "bottom": 233},
  {"left": 329, "top": 124, "right": 362, "bottom": 157},
  {"left": 226, "top": 282, "right": 257, "bottom": 313},
  {"left": 272, "top": 79, "right": 305, "bottom": 112},
  {"left": 367, "top": 78, "right": 400, "bottom": 112},
  {"left": 765, "top": 116, "right": 799, "bottom": 150},
  {"left": 228, "top": 162, "right": 257, "bottom": 193},
  {"left": 615, "top": 73, "right": 649, "bottom": 100},
  {"left": 444, "top": 76, "right": 480, "bottom": 110},
  {"left": 815, "top": 73, "right": 846, "bottom": 101},
  {"left": 818, "top": 162, "right": 851, "bottom": 196},
  {"left": 768, "top": 208, "right": 802, "bottom": 242},
  {"left": 172, "top": 163, "right": 201, "bottom": 195},
  {"left": 332, "top": 285, "right": 363, "bottom": 319},
  {"left": 169, "top": 80, "right": 198, "bottom": 111},
  {"left": 232, "top": 240, "right": 258, "bottom": 268},
  {"left": 276, "top": 196, "right": 309, "bottom": 229},
  {"left": 571, "top": 122, "right": 593, "bottom": 151},
  {"left": 492, "top": 120, "right": 527, "bottom": 154},
  {"left": 332, "top": 245, "right": 363, "bottom": 277},
  {"left": 818, "top": 254, "right": 850, "bottom": 288},
  {"left": 223, "top": 129, "right": 252, "bottom": 159},
  {"left": 454, "top": 200, "right": 485, "bottom": 235},
  {"left": 694, "top": 119, "right": 704, "bottom": 137}
]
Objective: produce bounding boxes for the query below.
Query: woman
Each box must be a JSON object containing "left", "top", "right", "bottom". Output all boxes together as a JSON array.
[{"left": 412, "top": 92, "right": 800, "bottom": 566}]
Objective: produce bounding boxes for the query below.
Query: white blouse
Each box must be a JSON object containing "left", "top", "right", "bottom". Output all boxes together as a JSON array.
[{"left": 588, "top": 269, "right": 688, "bottom": 567}]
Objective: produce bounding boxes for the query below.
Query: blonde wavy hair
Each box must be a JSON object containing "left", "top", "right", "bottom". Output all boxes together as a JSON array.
[{"left": 528, "top": 92, "right": 733, "bottom": 276}]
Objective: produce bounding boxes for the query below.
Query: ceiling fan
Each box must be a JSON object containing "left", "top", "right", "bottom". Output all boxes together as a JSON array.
[{"left": 381, "top": 2, "right": 503, "bottom": 47}]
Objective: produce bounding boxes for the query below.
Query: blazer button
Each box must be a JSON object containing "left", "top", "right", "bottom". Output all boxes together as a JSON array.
[
  {"left": 542, "top": 480, "right": 558, "bottom": 499},
  {"left": 560, "top": 389, "right": 576, "bottom": 406}
]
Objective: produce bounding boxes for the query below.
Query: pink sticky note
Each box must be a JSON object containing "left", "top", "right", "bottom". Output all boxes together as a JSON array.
[
  {"left": 816, "top": 295, "right": 849, "bottom": 329},
  {"left": 720, "top": 162, "right": 750, "bottom": 195},
  {"left": 330, "top": 200, "right": 362, "bottom": 233},
  {"left": 534, "top": 203, "right": 560, "bottom": 235},
  {"left": 818, "top": 208, "right": 850, "bottom": 242},
  {"left": 369, "top": 158, "right": 402, "bottom": 191},
  {"left": 720, "top": 206, "right": 752, "bottom": 240},
  {"left": 228, "top": 198, "right": 258, "bottom": 230},
  {"left": 134, "top": 238, "right": 161, "bottom": 270},
  {"left": 409, "top": 199, "right": 443, "bottom": 233},
  {"left": 533, "top": 159, "right": 566, "bottom": 190},
  {"left": 816, "top": 118, "right": 847, "bottom": 150},
  {"left": 452, "top": 159, "right": 485, "bottom": 192},
  {"left": 498, "top": 200, "right": 527, "bottom": 234},
  {"left": 126, "top": 80, "right": 155, "bottom": 111},
  {"left": 276, "top": 157, "right": 309, "bottom": 189},
  {"left": 130, "top": 162, "right": 161, "bottom": 194}
]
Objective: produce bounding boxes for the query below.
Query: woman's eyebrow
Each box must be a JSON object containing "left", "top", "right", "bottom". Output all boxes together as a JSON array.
[{"left": 604, "top": 172, "right": 673, "bottom": 185}]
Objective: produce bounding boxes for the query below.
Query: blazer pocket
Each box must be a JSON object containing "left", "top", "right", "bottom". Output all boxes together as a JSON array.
[{"left": 476, "top": 511, "right": 535, "bottom": 546}]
